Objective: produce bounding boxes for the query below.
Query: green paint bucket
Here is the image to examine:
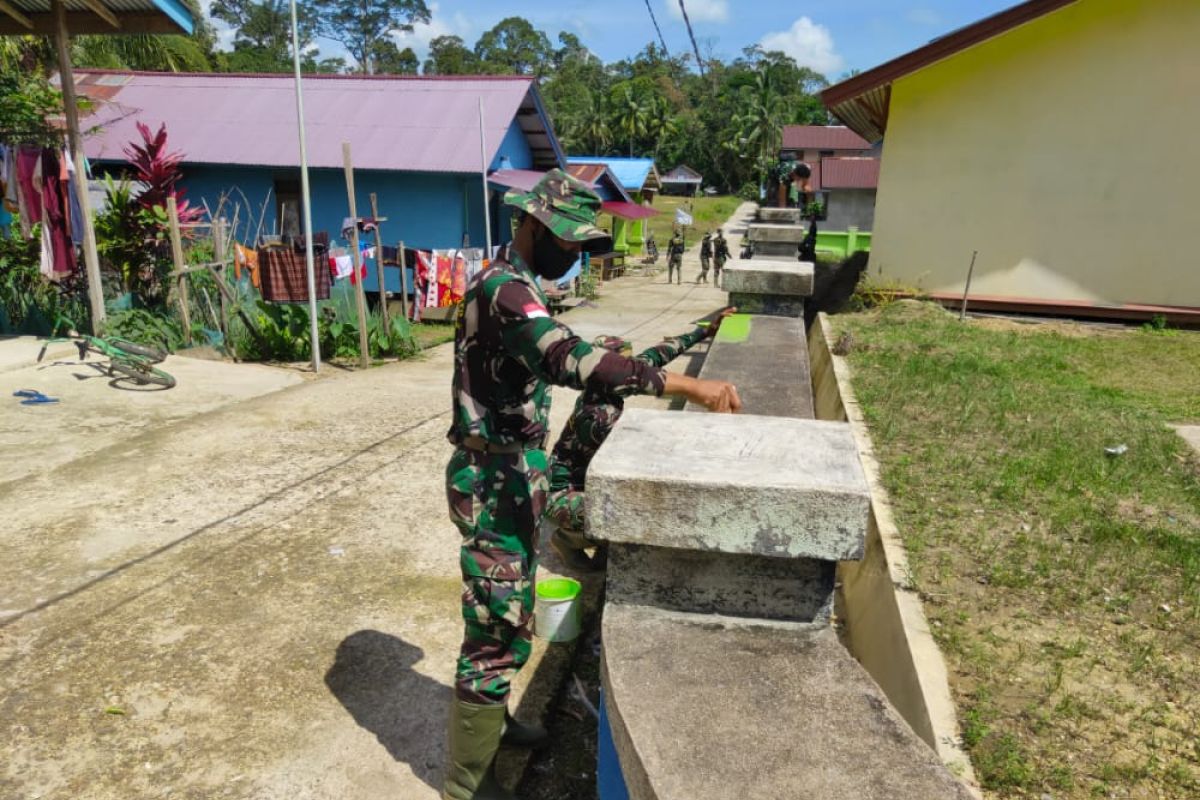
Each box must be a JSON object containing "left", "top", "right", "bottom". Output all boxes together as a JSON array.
[{"left": 535, "top": 578, "right": 582, "bottom": 643}]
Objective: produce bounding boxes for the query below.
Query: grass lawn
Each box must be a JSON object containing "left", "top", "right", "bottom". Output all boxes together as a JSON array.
[
  {"left": 411, "top": 320, "right": 456, "bottom": 350},
  {"left": 611, "top": 194, "right": 742, "bottom": 252},
  {"left": 833, "top": 303, "right": 1200, "bottom": 799}
]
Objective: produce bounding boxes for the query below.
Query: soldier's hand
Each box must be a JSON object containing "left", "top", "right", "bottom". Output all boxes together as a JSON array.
[
  {"left": 701, "top": 307, "right": 737, "bottom": 338},
  {"left": 664, "top": 374, "right": 742, "bottom": 413}
]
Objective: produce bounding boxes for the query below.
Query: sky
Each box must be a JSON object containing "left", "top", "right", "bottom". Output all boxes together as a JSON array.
[
  {"left": 382, "top": 0, "right": 1023, "bottom": 79},
  {"left": 201, "top": 0, "right": 1025, "bottom": 80}
]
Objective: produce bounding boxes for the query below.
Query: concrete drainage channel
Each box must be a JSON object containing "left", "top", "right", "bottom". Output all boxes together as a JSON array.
[{"left": 575, "top": 204, "right": 981, "bottom": 799}]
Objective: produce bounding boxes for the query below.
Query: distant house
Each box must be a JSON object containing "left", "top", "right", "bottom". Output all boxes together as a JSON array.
[
  {"left": 821, "top": 0, "right": 1200, "bottom": 320},
  {"left": 568, "top": 157, "right": 661, "bottom": 254},
  {"left": 810, "top": 157, "right": 881, "bottom": 231},
  {"left": 660, "top": 165, "right": 703, "bottom": 196},
  {"left": 779, "top": 126, "right": 877, "bottom": 164},
  {"left": 78, "top": 70, "right": 564, "bottom": 294}
]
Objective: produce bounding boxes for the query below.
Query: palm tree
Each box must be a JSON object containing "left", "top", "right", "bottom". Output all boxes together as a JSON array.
[{"left": 610, "top": 84, "right": 650, "bottom": 157}]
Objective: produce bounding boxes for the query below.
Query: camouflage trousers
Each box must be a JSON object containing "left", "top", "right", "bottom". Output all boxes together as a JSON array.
[
  {"left": 668, "top": 255, "right": 683, "bottom": 284},
  {"left": 446, "top": 445, "right": 548, "bottom": 705},
  {"left": 543, "top": 486, "right": 591, "bottom": 551},
  {"left": 697, "top": 255, "right": 710, "bottom": 283}
]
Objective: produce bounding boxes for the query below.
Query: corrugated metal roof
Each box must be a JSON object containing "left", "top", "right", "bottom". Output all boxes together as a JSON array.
[
  {"left": 0, "top": 0, "right": 193, "bottom": 35},
  {"left": 568, "top": 157, "right": 660, "bottom": 192},
  {"left": 565, "top": 163, "right": 631, "bottom": 203},
  {"left": 75, "top": 70, "right": 562, "bottom": 174},
  {"left": 662, "top": 164, "right": 702, "bottom": 182},
  {"left": 781, "top": 126, "right": 871, "bottom": 151},
  {"left": 819, "top": 158, "right": 880, "bottom": 189}
]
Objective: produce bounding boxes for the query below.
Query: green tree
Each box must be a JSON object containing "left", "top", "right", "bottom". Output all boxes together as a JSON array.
[
  {"left": 72, "top": 0, "right": 214, "bottom": 71},
  {"left": 422, "top": 34, "right": 477, "bottom": 75},
  {"left": 473, "top": 17, "right": 552, "bottom": 76},
  {"left": 210, "top": 0, "right": 309, "bottom": 72},
  {"left": 368, "top": 40, "right": 419, "bottom": 74},
  {"left": 609, "top": 82, "right": 651, "bottom": 157},
  {"left": 310, "top": 0, "right": 430, "bottom": 74}
]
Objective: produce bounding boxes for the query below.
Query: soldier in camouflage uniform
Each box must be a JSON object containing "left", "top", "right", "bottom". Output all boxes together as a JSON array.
[
  {"left": 667, "top": 229, "right": 685, "bottom": 284},
  {"left": 544, "top": 309, "right": 735, "bottom": 570},
  {"left": 696, "top": 232, "right": 713, "bottom": 284},
  {"left": 442, "top": 169, "right": 740, "bottom": 800},
  {"left": 712, "top": 228, "right": 731, "bottom": 288}
]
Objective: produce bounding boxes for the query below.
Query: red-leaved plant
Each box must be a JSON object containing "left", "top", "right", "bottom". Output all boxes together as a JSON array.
[{"left": 123, "top": 121, "right": 203, "bottom": 225}]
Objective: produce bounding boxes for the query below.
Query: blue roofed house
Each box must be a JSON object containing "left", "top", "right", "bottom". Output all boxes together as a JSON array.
[
  {"left": 77, "top": 70, "right": 564, "bottom": 296},
  {"left": 567, "top": 157, "right": 660, "bottom": 254}
]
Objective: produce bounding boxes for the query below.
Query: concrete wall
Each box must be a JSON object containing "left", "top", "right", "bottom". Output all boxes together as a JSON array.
[
  {"left": 869, "top": 0, "right": 1200, "bottom": 307},
  {"left": 826, "top": 188, "right": 876, "bottom": 231}
]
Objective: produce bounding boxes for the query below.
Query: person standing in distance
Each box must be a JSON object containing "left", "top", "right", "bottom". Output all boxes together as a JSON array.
[
  {"left": 697, "top": 231, "right": 713, "bottom": 284},
  {"left": 442, "top": 169, "right": 740, "bottom": 800},
  {"left": 667, "top": 228, "right": 685, "bottom": 285},
  {"left": 712, "top": 228, "right": 731, "bottom": 288}
]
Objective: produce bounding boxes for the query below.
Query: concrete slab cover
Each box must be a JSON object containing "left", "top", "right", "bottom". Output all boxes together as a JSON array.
[
  {"left": 602, "top": 605, "right": 976, "bottom": 800},
  {"left": 723, "top": 259, "right": 814, "bottom": 297},
  {"left": 757, "top": 207, "right": 803, "bottom": 224},
  {"left": 747, "top": 223, "right": 806, "bottom": 243},
  {"left": 587, "top": 409, "right": 870, "bottom": 560},
  {"left": 693, "top": 314, "right": 814, "bottom": 418}
]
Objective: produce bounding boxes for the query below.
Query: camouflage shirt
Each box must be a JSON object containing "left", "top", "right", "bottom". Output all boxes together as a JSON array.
[
  {"left": 447, "top": 249, "right": 668, "bottom": 448},
  {"left": 548, "top": 326, "right": 708, "bottom": 492}
]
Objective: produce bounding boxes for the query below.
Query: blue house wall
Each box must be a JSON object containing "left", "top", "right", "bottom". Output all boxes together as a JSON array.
[{"left": 172, "top": 118, "right": 536, "bottom": 295}]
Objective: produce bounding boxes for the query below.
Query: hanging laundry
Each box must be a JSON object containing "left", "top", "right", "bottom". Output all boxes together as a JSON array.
[
  {"left": 329, "top": 253, "right": 354, "bottom": 280},
  {"left": 258, "top": 245, "right": 330, "bottom": 303},
  {"left": 38, "top": 149, "right": 75, "bottom": 279},
  {"left": 234, "top": 243, "right": 261, "bottom": 288}
]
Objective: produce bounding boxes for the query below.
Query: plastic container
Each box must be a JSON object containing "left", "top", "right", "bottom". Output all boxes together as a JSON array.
[{"left": 534, "top": 577, "right": 582, "bottom": 642}]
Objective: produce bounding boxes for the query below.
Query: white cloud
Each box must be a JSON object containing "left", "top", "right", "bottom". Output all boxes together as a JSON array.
[
  {"left": 664, "top": 0, "right": 729, "bottom": 24},
  {"left": 390, "top": 2, "right": 474, "bottom": 60},
  {"left": 759, "top": 17, "right": 844, "bottom": 76}
]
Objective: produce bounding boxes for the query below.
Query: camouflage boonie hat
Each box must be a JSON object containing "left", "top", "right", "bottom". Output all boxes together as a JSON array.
[
  {"left": 505, "top": 169, "right": 613, "bottom": 253},
  {"left": 592, "top": 335, "right": 632, "bottom": 356}
]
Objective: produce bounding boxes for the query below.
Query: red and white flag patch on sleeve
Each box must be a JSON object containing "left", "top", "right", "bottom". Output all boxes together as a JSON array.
[{"left": 522, "top": 302, "right": 550, "bottom": 319}]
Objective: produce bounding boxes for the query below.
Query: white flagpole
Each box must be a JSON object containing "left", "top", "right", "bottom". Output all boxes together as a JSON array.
[
  {"left": 478, "top": 97, "right": 493, "bottom": 255},
  {"left": 289, "top": 0, "right": 320, "bottom": 372}
]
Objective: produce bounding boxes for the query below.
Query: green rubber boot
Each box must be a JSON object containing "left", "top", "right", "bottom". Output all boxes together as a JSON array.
[
  {"left": 500, "top": 710, "right": 548, "bottom": 749},
  {"left": 442, "top": 700, "right": 518, "bottom": 800}
]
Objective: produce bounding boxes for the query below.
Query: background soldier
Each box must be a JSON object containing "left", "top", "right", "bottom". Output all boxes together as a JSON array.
[
  {"left": 545, "top": 308, "right": 735, "bottom": 570},
  {"left": 667, "top": 229, "right": 685, "bottom": 284},
  {"left": 443, "top": 169, "right": 740, "bottom": 800},
  {"left": 712, "top": 229, "right": 731, "bottom": 288},
  {"left": 697, "top": 232, "right": 713, "bottom": 284}
]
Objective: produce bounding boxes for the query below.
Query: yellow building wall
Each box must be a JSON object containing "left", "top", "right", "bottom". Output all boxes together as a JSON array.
[{"left": 870, "top": 0, "right": 1200, "bottom": 308}]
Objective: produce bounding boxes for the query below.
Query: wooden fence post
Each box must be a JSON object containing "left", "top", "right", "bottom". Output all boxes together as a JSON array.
[
  {"left": 167, "top": 197, "right": 192, "bottom": 346},
  {"left": 368, "top": 192, "right": 391, "bottom": 335},
  {"left": 213, "top": 218, "right": 231, "bottom": 341},
  {"left": 342, "top": 143, "right": 371, "bottom": 368},
  {"left": 398, "top": 239, "right": 411, "bottom": 321}
]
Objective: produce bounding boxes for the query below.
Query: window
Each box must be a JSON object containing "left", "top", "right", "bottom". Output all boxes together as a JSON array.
[{"left": 274, "top": 177, "right": 305, "bottom": 242}]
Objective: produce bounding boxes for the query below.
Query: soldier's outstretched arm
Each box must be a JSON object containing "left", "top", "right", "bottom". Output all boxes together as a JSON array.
[
  {"left": 634, "top": 307, "right": 736, "bottom": 368},
  {"left": 493, "top": 276, "right": 667, "bottom": 397},
  {"left": 663, "top": 373, "right": 741, "bottom": 413}
]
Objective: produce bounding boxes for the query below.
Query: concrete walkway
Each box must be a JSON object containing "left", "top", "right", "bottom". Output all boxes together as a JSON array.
[{"left": 0, "top": 269, "right": 730, "bottom": 799}]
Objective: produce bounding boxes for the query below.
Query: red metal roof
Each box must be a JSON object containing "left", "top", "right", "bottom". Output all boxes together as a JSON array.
[
  {"left": 74, "top": 70, "right": 562, "bottom": 173},
  {"left": 600, "top": 201, "right": 658, "bottom": 220},
  {"left": 821, "top": 0, "right": 1079, "bottom": 142},
  {"left": 818, "top": 158, "right": 880, "bottom": 189},
  {"left": 781, "top": 126, "right": 871, "bottom": 151}
]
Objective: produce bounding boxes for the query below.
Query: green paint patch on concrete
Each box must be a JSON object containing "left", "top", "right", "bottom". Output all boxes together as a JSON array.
[{"left": 716, "top": 314, "right": 753, "bottom": 343}]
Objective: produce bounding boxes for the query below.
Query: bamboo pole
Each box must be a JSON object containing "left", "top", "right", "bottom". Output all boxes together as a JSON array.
[
  {"left": 166, "top": 197, "right": 192, "bottom": 345},
  {"left": 342, "top": 143, "right": 371, "bottom": 368},
  {"left": 289, "top": 0, "right": 320, "bottom": 373},
  {"left": 368, "top": 193, "right": 390, "bottom": 335},
  {"left": 51, "top": 0, "right": 105, "bottom": 334}
]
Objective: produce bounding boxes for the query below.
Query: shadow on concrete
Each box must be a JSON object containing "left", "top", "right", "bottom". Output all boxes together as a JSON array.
[{"left": 325, "top": 629, "right": 450, "bottom": 792}]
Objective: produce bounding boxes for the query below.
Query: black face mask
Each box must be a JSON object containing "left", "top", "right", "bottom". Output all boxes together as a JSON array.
[{"left": 532, "top": 230, "right": 579, "bottom": 281}]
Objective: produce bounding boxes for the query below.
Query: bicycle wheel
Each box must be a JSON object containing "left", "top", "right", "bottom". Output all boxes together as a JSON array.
[
  {"left": 108, "top": 339, "right": 168, "bottom": 363},
  {"left": 109, "top": 359, "right": 177, "bottom": 389}
]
